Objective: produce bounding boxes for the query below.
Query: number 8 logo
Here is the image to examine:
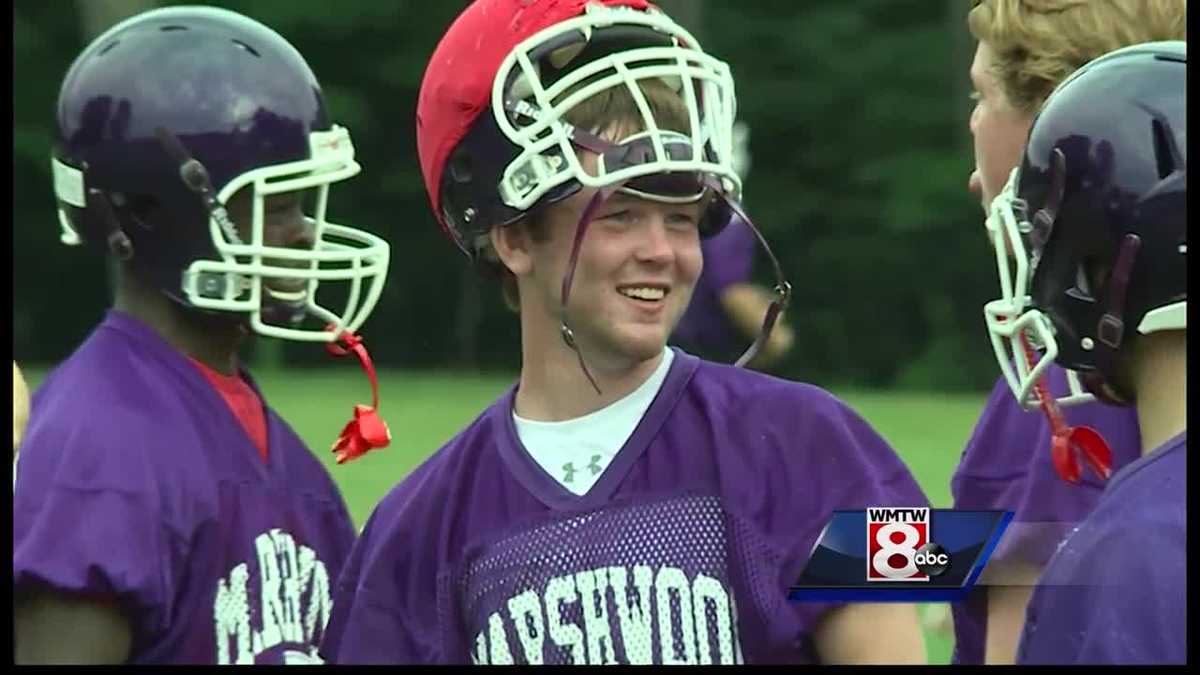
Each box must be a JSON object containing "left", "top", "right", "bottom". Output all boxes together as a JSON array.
[{"left": 872, "top": 522, "right": 920, "bottom": 579}]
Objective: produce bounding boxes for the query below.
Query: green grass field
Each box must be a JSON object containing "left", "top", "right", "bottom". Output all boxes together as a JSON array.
[{"left": 22, "top": 365, "right": 983, "bottom": 664}]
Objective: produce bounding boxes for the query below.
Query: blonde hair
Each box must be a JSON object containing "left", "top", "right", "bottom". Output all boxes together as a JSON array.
[
  {"left": 14, "top": 361, "right": 29, "bottom": 455},
  {"left": 490, "top": 77, "right": 692, "bottom": 311},
  {"left": 967, "top": 0, "right": 1186, "bottom": 113}
]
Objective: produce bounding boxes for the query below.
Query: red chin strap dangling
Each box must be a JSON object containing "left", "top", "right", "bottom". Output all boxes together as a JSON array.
[
  {"left": 1017, "top": 333, "right": 1113, "bottom": 483},
  {"left": 325, "top": 327, "right": 391, "bottom": 464}
]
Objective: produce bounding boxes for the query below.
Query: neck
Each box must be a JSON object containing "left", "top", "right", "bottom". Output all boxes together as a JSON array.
[
  {"left": 113, "top": 266, "right": 247, "bottom": 376},
  {"left": 514, "top": 312, "right": 664, "bottom": 421},
  {"left": 1132, "top": 330, "right": 1187, "bottom": 455}
]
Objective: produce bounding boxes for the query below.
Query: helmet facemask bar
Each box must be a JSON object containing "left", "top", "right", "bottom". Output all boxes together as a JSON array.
[
  {"left": 983, "top": 167, "right": 1094, "bottom": 409},
  {"left": 492, "top": 4, "right": 740, "bottom": 213},
  {"left": 175, "top": 126, "right": 391, "bottom": 343}
]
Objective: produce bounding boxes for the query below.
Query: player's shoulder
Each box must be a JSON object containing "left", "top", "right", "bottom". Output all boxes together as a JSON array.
[
  {"left": 33, "top": 342, "right": 191, "bottom": 442},
  {"left": 19, "top": 323, "right": 216, "bottom": 490},
  {"left": 30, "top": 353, "right": 162, "bottom": 447},
  {"left": 1053, "top": 437, "right": 1185, "bottom": 568},
  {"left": 687, "top": 355, "right": 902, "bottom": 471},
  {"left": 364, "top": 392, "right": 511, "bottom": 528},
  {"left": 1094, "top": 432, "right": 1186, "bottom": 519},
  {"left": 689, "top": 354, "right": 858, "bottom": 422}
]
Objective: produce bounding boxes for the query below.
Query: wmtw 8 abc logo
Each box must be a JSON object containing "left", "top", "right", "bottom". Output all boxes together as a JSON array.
[{"left": 866, "top": 507, "right": 950, "bottom": 581}]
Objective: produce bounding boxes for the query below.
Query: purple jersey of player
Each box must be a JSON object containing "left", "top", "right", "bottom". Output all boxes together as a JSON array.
[
  {"left": 12, "top": 311, "right": 357, "bottom": 664},
  {"left": 1017, "top": 432, "right": 1186, "bottom": 664},
  {"left": 320, "top": 349, "right": 929, "bottom": 664},
  {"left": 671, "top": 215, "right": 756, "bottom": 359},
  {"left": 949, "top": 365, "right": 1142, "bottom": 664}
]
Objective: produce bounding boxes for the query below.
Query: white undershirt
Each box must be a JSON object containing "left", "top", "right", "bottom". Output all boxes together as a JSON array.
[{"left": 513, "top": 347, "right": 674, "bottom": 496}]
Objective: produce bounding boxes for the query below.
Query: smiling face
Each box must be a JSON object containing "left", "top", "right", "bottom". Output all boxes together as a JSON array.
[
  {"left": 223, "top": 187, "right": 317, "bottom": 305},
  {"left": 968, "top": 41, "right": 1036, "bottom": 217},
  {"left": 499, "top": 176, "right": 706, "bottom": 369}
]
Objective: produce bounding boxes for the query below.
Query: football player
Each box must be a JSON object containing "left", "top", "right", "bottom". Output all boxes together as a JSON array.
[
  {"left": 985, "top": 41, "right": 1186, "bottom": 664},
  {"left": 13, "top": 7, "right": 391, "bottom": 664},
  {"left": 951, "top": 0, "right": 1184, "bottom": 664},
  {"left": 321, "top": 0, "right": 928, "bottom": 665}
]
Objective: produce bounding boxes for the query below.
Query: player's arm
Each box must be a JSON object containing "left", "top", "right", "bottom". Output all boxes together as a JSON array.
[
  {"left": 813, "top": 602, "right": 927, "bottom": 664},
  {"left": 983, "top": 560, "right": 1042, "bottom": 664},
  {"left": 15, "top": 589, "right": 133, "bottom": 664},
  {"left": 14, "top": 360, "right": 30, "bottom": 457},
  {"left": 718, "top": 283, "right": 794, "bottom": 366}
]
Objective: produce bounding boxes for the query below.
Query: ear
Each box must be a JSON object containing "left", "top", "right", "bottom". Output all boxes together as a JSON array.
[{"left": 490, "top": 222, "right": 535, "bottom": 278}]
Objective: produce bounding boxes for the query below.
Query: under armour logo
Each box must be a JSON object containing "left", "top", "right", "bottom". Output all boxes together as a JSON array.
[{"left": 562, "top": 455, "right": 605, "bottom": 484}]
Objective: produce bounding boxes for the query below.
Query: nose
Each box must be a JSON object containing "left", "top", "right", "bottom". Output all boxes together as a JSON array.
[
  {"left": 272, "top": 212, "right": 316, "bottom": 251},
  {"left": 635, "top": 217, "right": 675, "bottom": 265},
  {"left": 968, "top": 169, "right": 982, "bottom": 197}
]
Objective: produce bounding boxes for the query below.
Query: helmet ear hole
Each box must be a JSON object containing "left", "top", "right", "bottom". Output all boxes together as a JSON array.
[
  {"left": 449, "top": 153, "right": 473, "bottom": 183},
  {"left": 125, "top": 193, "right": 163, "bottom": 232}
]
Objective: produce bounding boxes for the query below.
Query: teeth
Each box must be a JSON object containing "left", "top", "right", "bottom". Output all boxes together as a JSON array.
[{"left": 619, "top": 286, "right": 666, "bottom": 301}]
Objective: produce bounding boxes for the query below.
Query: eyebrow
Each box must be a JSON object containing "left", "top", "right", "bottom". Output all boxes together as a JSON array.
[{"left": 601, "top": 194, "right": 704, "bottom": 213}]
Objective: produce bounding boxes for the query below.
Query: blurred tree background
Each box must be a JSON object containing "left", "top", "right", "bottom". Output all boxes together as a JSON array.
[{"left": 12, "top": 0, "right": 1000, "bottom": 391}]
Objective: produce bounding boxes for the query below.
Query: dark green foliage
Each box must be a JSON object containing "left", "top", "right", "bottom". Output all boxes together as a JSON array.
[{"left": 12, "top": 1, "right": 999, "bottom": 391}]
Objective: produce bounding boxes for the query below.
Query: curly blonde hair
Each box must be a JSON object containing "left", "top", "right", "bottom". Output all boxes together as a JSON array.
[{"left": 967, "top": 0, "right": 1186, "bottom": 113}]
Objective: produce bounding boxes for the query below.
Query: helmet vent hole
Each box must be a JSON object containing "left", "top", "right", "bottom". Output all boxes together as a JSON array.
[
  {"left": 98, "top": 41, "right": 119, "bottom": 56},
  {"left": 159, "top": 25, "right": 188, "bottom": 32},
  {"left": 1151, "top": 118, "right": 1177, "bottom": 180},
  {"left": 1154, "top": 53, "right": 1187, "bottom": 64},
  {"left": 231, "top": 39, "right": 260, "bottom": 58}
]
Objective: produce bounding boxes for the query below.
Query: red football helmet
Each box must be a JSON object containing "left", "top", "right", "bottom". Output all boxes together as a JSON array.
[
  {"left": 416, "top": 0, "right": 742, "bottom": 258},
  {"left": 418, "top": 0, "right": 791, "bottom": 386}
]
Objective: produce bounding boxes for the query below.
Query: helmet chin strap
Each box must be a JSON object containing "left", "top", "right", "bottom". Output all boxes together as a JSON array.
[
  {"left": 1082, "top": 233, "right": 1144, "bottom": 406},
  {"left": 558, "top": 186, "right": 619, "bottom": 396},
  {"left": 717, "top": 190, "right": 792, "bottom": 367},
  {"left": 1018, "top": 332, "right": 1113, "bottom": 483}
]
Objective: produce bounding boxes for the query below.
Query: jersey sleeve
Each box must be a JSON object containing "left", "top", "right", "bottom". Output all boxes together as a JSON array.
[
  {"left": 13, "top": 406, "right": 186, "bottom": 635},
  {"left": 320, "top": 473, "right": 448, "bottom": 664},
  {"left": 746, "top": 383, "right": 930, "bottom": 653}
]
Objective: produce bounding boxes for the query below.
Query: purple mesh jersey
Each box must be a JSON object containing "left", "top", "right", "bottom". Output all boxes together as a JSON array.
[
  {"left": 321, "top": 350, "right": 929, "bottom": 664},
  {"left": 671, "top": 215, "right": 756, "bottom": 359},
  {"left": 12, "top": 311, "right": 357, "bottom": 664},
  {"left": 949, "top": 365, "right": 1142, "bottom": 664},
  {"left": 1017, "top": 432, "right": 1186, "bottom": 664}
]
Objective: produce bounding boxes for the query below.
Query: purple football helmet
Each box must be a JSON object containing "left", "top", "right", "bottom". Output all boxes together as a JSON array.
[
  {"left": 52, "top": 6, "right": 390, "bottom": 342},
  {"left": 985, "top": 41, "right": 1186, "bottom": 407}
]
